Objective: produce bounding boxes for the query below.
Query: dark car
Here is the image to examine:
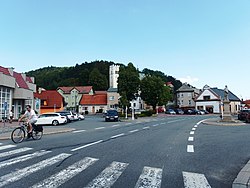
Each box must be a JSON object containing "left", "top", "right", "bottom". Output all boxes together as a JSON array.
[
  {"left": 175, "top": 109, "right": 184, "bottom": 115},
  {"left": 165, "top": 109, "right": 176, "bottom": 115},
  {"left": 238, "top": 109, "right": 250, "bottom": 121},
  {"left": 245, "top": 113, "right": 250, "bottom": 123},
  {"left": 184, "top": 109, "right": 198, "bottom": 115},
  {"left": 105, "top": 110, "right": 119, "bottom": 122}
]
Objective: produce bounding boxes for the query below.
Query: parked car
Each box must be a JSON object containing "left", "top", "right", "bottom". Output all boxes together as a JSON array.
[
  {"left": 36, "top": 113, "right": 67, "bottom": 126},
  {"left": 165, "top": 109, "right": 176, "bottom": 115},
  {"left": 184, "top": 109, "right": 198, "bottom": 115},
  {"left": 78, "top": 113, "right": 85, "bottom": 120},
  {"left": 175, "top": 109, "right": 184, "bottom": 115},
  {"left": 105, "top": 110, "right": 119, "bottom": 122},
  {"left": 245, "top": 113, "right": 250, "bottom": 123},
  {"left": 157, "top": 107, "right": 165, "bottom": 113},
  {"left": 238, "top": 109, "right": 250, "bottom": 121},
  {"left": 56, "top": 111, "right": 74, "bottom": 122},
  {"left": 200, "top": 109, "right": 209, "bottom": 114}
]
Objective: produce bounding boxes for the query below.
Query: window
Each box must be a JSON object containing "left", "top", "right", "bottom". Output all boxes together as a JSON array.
[
  {"left": 203, "top": 96, "right": 210, "bottom": 100},
  {"left": 109, "top": 96, "right": 115, "bottom": 101},
  {"left": 189, "top": 100, "right": 191, "bottom": 105}
]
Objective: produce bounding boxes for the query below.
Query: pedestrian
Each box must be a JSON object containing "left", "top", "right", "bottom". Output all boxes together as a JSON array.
[{"left": 9, "top": 110, "right": 13, "bottom": 124}]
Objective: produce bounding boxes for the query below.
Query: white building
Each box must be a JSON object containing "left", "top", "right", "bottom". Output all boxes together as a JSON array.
[{"left": 109, "top": 64, "right": 120, "bottom": 89}]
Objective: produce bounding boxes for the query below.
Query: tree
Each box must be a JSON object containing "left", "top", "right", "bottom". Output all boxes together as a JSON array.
[
  {"left": 118, "top": 63, "right": 140, "bottom": 108},
  {"left": 140, "top": 75, "right": 171, "bottom": 111},
  {"left": 89, "top": 68, "right": 108, "bottom": 91}
]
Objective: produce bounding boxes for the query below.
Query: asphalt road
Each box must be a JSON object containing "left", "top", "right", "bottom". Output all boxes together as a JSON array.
[{"left": 0, "top": 114, "right": 249, "bottom": 188}]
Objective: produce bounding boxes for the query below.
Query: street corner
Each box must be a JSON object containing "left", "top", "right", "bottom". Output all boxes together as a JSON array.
[{"left": 202, "top": 118, "right": 247, "bottom": 126}]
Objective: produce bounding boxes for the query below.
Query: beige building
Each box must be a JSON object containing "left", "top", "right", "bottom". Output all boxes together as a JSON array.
[{"left": 0, "top": 66, "right": 36, "bottom": 120}]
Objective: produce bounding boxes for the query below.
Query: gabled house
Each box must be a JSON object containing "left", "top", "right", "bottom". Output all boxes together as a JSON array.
[
  {"left": 0, "top": 66, "right": 36, "bottom": 120},
  {"left": 176, "top": 83, "right": 201, "bottom": 110},
  {"left": 34, "top": 90, "right": 65, "bottom": 114},
  {"left": 57, "top": 86, "right": 94, "bottom": 111},
  {"left": 195, "top": 85, "right": 241, "bottom": 114},
  {"left": 79, "top": 92, "right": 107, "bottom": 114}
]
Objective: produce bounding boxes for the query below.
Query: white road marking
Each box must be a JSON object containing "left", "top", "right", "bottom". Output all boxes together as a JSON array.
[
  {"left": 135, "top": 166, "right": 162, "bottom": 188},
  {"left": 197, "top": 120, "right": 205, "bottom": 125},
  {"left": 194, "top": 125, "right": 198, "bottom": 128},
  {"left": 125, "top": 123, "right": 132, "bottom": 125},
  {"left": 73, "top": 130, "right": 86, "bottom": 133},
  {"left": 110, "top": 133, "right": 125, "bottom": 139},
  {"left": 0, "top": 147, "right": 33, "bottom": 158},
  {"left": 187, "top": 145, "right": 194, "bottom": 153},
  {"left": 0, "top": 143, "right": 2, "bottom": 145},
  {"left": 129, "top": 129, "right": 139, "bottom": 133},
  {"left": 153, "top": 124, "right": 160, "bottom": 127},
  {"left": 71, "top": 140, "right": 103, "bottom": 152},
  {"left": 183, "top": 171, "right": 211, "bottom": 188},
  {"left": 85, "top": 161, "right": 128, "bottom": 188},
  {"left": 188, "top": 137, "right": 194, "bottom": 142},
  {"left": 0, "top": 145, "right": 16, "bottom": 151},
  {"left": 192, "top": 128, "right": 196, "bottom": 131},
  {"left": 32, "top": 157, "right": 98, "bottom": 188},
  {"left": 95, "top": 127, "right": 105, "bottom": 130},
  {"left": 0, "top": 153, "right": 71, "bottom": 187},
  {"left": 143, "top": 126, "right": 150, "bottom": 130},
  {"left": 190, "top": 131, "right": 195, "bottom": 135},
  {"left": 160, "top": 122, "right": 165, "bottom": 125},
  {"left": 0, "top": 150, "right": 51, "bottom": 169},
  {"left": 112, "top": 124, "right": 120, "bottom": 127}
]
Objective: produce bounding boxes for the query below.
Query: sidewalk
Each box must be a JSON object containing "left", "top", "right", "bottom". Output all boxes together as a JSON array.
[
  {"left": 0, "top": 121, "right": 75, "bottom": 140},
  {"left": 202, "top": 117, "right": 246, "bottom": 126}
]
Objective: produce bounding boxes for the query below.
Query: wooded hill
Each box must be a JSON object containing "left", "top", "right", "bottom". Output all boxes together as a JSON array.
[{"left": 26, "top": 60, "right": 182, "bottom": 91}]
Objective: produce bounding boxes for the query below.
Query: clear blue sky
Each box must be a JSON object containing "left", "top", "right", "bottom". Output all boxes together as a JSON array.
[{"left": 1, "top": 0, "right": 250, "bottom": 99}]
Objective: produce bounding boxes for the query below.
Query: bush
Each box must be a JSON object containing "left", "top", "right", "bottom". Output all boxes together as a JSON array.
[{"left": 139, "top": 110, "right": 154, "bottom": 117}]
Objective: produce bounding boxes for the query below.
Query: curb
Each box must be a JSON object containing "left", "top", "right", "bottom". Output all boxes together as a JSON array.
[
  {"left": 233, "top": 159, "right": 250, "bottom": 188},
  {"left": 0, "top": 128, "right": 76, "bottom": 140},
  {"left": 202, "top": 118, "right": 246, "bottom": 126}
]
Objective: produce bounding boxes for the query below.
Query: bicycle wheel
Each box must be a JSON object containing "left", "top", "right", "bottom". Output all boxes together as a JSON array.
[
  {"left": 32, "top": 130, "right": 43, "bottom": 140},
  {"left": 11, "top": 127, "right": 25, "bottom": 143}
]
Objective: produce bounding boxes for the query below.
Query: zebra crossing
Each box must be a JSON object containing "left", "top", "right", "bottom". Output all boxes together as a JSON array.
[{"left": 0, "top": 143, "right": 212, "bottom": 188}]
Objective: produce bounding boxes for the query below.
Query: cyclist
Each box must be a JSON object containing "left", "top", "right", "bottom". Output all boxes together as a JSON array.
[{"left": 18, "top": 105, "right": 38, "bottom": 138}]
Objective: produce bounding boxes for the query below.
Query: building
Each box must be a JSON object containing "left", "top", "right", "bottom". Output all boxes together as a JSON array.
[
  {"left": 176, "top": 83, "right": 201, "bottom": 110},
  {"left": 109, "top": 64, "right": 120, "bottom": 89},
  {"left": 0, "top": 66, "right": 36, "bottom": 120},
  {"left": 79, "top": 92, "right": 107, "bottom": 114},
  {"left": 57, "top": 86, "right": 94, "bottom": 112},
  {"left": 107, "top": 88, "right": 120, "bottom": 110},
  {"left": 195, "top": 85, "right": 241, "bottom": 114},
  {"left": 34, "top": 89, "right": 65, "bottom": 114}
]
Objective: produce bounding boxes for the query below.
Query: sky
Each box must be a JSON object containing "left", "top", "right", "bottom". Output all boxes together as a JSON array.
[{"left": 0, "top": 0, "right": 250, "bottom": 99}]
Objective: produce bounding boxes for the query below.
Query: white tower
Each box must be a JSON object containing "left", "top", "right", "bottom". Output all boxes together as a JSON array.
[{"left": 109, "top": 65, "right": 120, "bottom": 88}]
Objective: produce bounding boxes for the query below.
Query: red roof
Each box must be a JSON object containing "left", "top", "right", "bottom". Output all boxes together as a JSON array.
[
  {"left": 80, "top": 94, "right": 107, "bottom": 105},
  {"left": 34, "top": 90, "right": 63, "bottom": 108},
  {"left": 95, "top": 91, "right": 107, "bottom": 95},
  {"left": 13, "top": 72, "right": 29, "bottom": 89},
  {"left": 26, "top": 76, "right": 33, "bottom": 83},
  {"left": 0, "top": 66, "right": 11, "bottom": 76},
  {"left": 58, "top": 86, "right": 93, "bottom": 94}
]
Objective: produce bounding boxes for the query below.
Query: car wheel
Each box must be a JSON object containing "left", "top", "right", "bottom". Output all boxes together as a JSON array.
[{"left": 52, "top": 120, "right": 59, "bottom": 126}]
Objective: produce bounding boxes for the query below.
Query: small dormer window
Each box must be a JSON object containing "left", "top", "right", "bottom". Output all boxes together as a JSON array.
[{"left": 203, "top": 96, "right": 210, "bottom": 100}]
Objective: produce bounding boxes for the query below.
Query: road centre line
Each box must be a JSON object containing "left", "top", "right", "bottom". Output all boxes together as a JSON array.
[
  {"left": 129, "top": 129, "right": 139, "bottom": 133},
  {"left": 95, "top": 127, "right": 105, "bottom": 130},
  {"left": 73, "top": 130, "right": 86, "bottom": 133},
  {"left": 111, "top": 124, "right": 120, "bottom": 127},
  {"left": 110, "top": 133, "right": 125, "bottom": 139},
  {"left": 192, "top": 128, "right": 196, "bottom": 131},
  {"left": 143, "top": 126, "right": 150, "bottom": 129},
  {"left": 187, "top": 145, "right": 194, "bottom": 153},
  {"left": 125, "top": 123, "right": 132, "bottom": 125},
  {"left": 153, "top": 124, "right": 159, "bottom": 127},
  {"left": 188, "top": 137, "right": 194, "bottom": 141},
  {"left": 71, "top": 140, "right": 103, "bottom": 152}
]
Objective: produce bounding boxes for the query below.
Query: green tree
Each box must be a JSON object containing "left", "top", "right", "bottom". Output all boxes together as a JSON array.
[
  {"left": 118, "top": 63, "right": 140, "bottom": 108},
  {"left": 89, "top": 68, "right": 108, "bottom": 91},
  {"left": 140, "top": 75, "right": 171, "bottom": 111}
]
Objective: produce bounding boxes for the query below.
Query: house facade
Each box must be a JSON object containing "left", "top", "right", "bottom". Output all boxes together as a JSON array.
[
  {"left": 57, "top": 86, "right": 94, "bottom": 112},
  {"left": 195, "top": 85, "right": 241, "bottom": 114},
  {"left": 79, "top": 92, "right": 107, "bottom": 114},
  {"left": 34, "top": 89, "right": 65, "bottom": 114},
  {"left": 0, "top": 66, "right": 36, "bottom": 120},
  {"left": 176, "top": 83, "right": 200, "bottom": 110}
]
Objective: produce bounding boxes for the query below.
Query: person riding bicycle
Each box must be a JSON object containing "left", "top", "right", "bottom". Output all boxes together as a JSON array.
[{"left": 18, "top": 105, "right": 38, "bottom": 138}]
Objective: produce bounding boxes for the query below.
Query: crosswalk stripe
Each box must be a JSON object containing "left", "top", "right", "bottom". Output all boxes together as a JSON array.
[
  {"left": 0, "top": 150, "right": 51, "bottom": 169},
  {"left": 183, "top": 171, "right": 211, "bottom": 188},
  {"left": 0, "top": 153, "right": 71, "bottom": 187},
  {"left": 0, "top": 147, "right": 33, "bottom": 158},
  {"left": 0, "top": 145, "right": 16, "bottom": 151},
  {"left": 32, "top": 157, "right": 99, "bottom": 188},
  {"left": 85, "top": 161, "right": 129, "bottom": 188},
  {"left": 0, "top": 143, "right": 2, "bottom": 145},
  {"left": 134, "top": 166, "right": 162, "bottom": 188}
]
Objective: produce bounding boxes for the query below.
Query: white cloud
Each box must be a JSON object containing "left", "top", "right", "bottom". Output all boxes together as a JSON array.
[{"left": 179, "top": 76, "right": 199, "bottom": 84}]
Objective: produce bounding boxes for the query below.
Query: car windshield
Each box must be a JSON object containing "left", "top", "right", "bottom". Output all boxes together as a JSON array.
[{"left": 107, "top": 110, "right": 118, "bottom": 115}]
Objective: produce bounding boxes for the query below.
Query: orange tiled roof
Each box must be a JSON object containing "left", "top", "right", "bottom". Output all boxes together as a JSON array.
[
  {"left": 80, "top": 94, "right": 107, "bottom": 105},
  {"left": 95, "top": 91, "right": 107, "bottom": 95},
  {"left": 34, "top": 90, "right": 63, "bottom": 108}
]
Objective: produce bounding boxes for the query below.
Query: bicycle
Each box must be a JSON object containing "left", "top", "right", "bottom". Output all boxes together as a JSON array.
[{"left": 11, "top": 122, "right": 43, "bottom": 143}]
